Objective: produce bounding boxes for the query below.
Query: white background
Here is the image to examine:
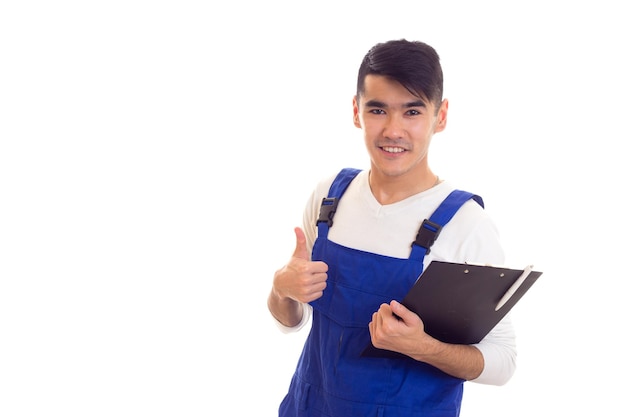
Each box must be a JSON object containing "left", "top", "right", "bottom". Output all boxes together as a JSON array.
[{"left": 1, "top": 1, "right": 624, "bottom": 416}]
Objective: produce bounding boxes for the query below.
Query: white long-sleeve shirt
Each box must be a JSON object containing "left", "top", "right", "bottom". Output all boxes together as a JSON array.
[{"left": 275, "top": 170, "right": 516, "bottom": 386}]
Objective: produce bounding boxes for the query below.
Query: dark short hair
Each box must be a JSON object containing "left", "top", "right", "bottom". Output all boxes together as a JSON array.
[{"left": 356, "top": 39, "right": 444, "bottom": 106}]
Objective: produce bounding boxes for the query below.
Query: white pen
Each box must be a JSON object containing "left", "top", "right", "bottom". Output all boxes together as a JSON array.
[{"left": 495, "top": 265, "right": 534, "bottom": 311}]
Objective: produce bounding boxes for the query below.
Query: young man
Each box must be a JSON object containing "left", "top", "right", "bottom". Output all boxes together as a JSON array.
[{"left": 267, "top": 39, "right": 516, "bottom": 417}]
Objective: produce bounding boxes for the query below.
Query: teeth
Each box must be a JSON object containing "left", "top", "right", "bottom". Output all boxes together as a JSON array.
[{"left": 382, "top": 146, "right": 404, "bottom": 153}]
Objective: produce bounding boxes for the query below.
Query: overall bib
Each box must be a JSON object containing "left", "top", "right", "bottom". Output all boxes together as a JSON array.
[{"left": 279, "top": 168, "right": 484, "bottom": 417}]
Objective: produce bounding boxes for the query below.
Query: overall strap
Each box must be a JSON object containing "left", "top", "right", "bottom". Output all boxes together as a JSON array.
[
  {"left": 316, "top": 168, "right": 362, "bottom": 238},
  {"left": 409, "top": 190, "right": 484, "bottom": 261}
]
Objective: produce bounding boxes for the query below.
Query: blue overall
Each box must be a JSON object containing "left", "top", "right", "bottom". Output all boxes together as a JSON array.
[{"left": 279, "top": 168, "right": 484, "bottom": 417}]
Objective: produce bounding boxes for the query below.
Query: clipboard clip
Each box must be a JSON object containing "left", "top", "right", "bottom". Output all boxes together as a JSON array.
[{"left": 495, "top": 265, "right": 534, "bottom": 311}]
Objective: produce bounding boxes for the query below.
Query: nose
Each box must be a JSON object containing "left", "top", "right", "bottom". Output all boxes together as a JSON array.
[{"left": 383, "top": 113, "right": 404, "bottom": 140}]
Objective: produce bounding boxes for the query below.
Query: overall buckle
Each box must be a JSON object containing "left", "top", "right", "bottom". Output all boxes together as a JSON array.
[
  {"left": 412, "top": 219, "right": 442, "bottom": 254},
  {"left": 316, "top": 197, "right": 339, "bottom": 227}
]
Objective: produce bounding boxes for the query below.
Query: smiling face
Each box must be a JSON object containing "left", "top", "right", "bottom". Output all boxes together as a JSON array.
[{"left": 353, "top": 74, "right": 448, "bottom": 187}]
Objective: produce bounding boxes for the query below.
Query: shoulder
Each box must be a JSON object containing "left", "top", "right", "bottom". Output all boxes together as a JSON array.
[
  {"left": 429, "top": 182, "right": 505, "bottom": 265},
  {"left": 313, "top": 168, "right": 366, "bottom": 194},
  {"left": 307, "top": 168, "right": 368, "bottom": 210},
  {"left": 302, "top": 168, "right": 367, "bottom": 247},
  {"left": 434, "top": 182, "right": 489, "bottom": 220}
]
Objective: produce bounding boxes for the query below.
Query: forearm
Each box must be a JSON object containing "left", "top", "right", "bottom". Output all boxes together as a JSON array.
[
  {"left": 407, "top": 336, "right": 484, "bottom": 381},
  {"left": 267, "top": 288, "right": 303, "bottom": 328}
]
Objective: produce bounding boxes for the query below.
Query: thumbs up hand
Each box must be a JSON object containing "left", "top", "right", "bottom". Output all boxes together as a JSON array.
[{"left": 272, "top": 227, "right": 329, "bottom": 304}]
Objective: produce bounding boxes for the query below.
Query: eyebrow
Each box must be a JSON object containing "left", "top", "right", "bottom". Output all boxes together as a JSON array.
[{"left": 364, "top": 99, "right": 426, "bottom": 109}]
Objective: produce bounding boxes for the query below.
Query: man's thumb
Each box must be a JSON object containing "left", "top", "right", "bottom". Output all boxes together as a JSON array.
[
  {"left": 292, "top": 227, "right": 309, "bottom": 260},
  {"left": 390, "top": 300, "right": 415, "bottom": 324}
]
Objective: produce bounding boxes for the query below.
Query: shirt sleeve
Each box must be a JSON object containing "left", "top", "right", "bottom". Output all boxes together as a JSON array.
[{"left": 471, "top": 313, "right": 517, "bottom": 385}]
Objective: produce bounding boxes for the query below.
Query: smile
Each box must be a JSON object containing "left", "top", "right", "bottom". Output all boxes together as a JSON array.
[{"left": 381, "top": 146, "right": 405, "bottom": 153}]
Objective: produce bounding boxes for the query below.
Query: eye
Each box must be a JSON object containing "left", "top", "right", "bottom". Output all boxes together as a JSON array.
[
  {"left": 406, "top": 109, "right": 421, "bottom": 116},
  {"left": 369, "top": 109, "right": 386, "bottom": 115}
]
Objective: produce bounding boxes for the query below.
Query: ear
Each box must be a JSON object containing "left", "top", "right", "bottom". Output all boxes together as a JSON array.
[
  {"left": 434, "top": 99, "right": 448, "bottom": 133},
  {"left": 352, "top": 96, "right": 361, "bottom": 128}
]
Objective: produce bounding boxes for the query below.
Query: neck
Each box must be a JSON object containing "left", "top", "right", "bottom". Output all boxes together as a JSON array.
[{"left": 368, "top": 170, "right": 440, "bottom": 205}]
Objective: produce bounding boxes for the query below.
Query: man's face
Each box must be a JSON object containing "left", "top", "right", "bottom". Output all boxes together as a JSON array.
[{"left": 353, "top": 74, "right": 447, "bottom": 180}]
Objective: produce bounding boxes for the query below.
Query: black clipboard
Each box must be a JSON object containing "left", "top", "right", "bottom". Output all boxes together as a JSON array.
[{"left": 362, "top": 260, "right": 543, "bottom": 358}]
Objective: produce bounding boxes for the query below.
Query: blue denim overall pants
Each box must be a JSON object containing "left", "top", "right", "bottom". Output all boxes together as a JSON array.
[{"left": 279, "top": 168, "right": 484, "bottom": 417}]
